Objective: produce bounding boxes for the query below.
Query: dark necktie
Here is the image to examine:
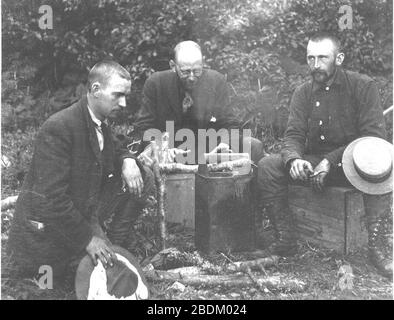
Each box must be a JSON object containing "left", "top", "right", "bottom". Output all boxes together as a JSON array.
[
  {"left": 94, "top": 122, "right": 106, "bottom": 151},
  {"left": 182, "top": 91, "right": 193, "bottom": 114}
]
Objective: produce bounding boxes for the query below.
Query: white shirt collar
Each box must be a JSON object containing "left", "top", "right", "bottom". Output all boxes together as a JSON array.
[{"left": 87, "top": 105, "right": 102, "bottom": 127}]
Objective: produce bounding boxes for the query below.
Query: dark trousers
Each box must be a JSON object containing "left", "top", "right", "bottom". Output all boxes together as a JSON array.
[
  {"left": 95, "top": 165, "right": 156, "bottom": 245},
  {"left": 257, "top": 153, "right": 391, "bottom": 219},
  {"left": 64, "top": 165, "right": 156, "bottom": 272}
]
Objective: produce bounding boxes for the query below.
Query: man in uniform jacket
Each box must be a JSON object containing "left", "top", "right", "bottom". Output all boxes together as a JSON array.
[
  {"left": 257, "top": 32, "right": 392, "bottom": 277},
  {"left": 7, "top": 61, "right": 154, "bottom": 280}
]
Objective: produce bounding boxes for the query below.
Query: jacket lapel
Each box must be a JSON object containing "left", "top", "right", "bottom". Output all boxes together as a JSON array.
[
  {"left": 167, "top": 72, "right": 182, "bottom": 123},
  {"left": 79, "top": 97, "right": 102, "bottom": 162}
]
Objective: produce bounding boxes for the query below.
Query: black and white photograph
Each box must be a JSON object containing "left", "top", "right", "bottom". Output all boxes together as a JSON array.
[{"left": 0, "top": 0, "right": 393, "bottom": 303}]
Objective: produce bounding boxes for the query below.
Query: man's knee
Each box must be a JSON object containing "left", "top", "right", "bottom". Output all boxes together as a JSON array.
[
  {"left": 257, "top": 154, "right": 288, "bottom": 200},
  {"left": 257, "top": 154, "right": 284, "bottom": 180},
  {"left": 241, "top": 136, "right": 265, "bottom": 164}
]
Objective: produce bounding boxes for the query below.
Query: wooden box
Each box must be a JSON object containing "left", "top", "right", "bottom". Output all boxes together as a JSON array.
[
  {"left": 288, "top": 185, "right": 368, "bottom": 254},
  {"left": 165, "top": 173, "right": 195, "bottom": 228}
]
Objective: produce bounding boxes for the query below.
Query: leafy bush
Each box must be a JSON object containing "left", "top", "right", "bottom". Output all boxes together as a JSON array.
[
  {"left": 1, "top": 128, "right": 37, "bottom": 196},
  {"left": 1, "top": 0, "right": 392, "bottom": 141}
]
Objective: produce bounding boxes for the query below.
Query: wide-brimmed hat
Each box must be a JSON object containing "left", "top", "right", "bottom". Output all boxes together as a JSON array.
[
  {"left": 342, "top": 136, "right": 393, "bottom": 195},
  {"left": 75, "top": 245, "right": 149, "bottom": 300}
]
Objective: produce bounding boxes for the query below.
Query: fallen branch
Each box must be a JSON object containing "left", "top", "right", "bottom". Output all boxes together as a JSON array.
[
  {"left": 220, "top": 253, "right": 274, "bottom": 293},
  {"left": 207, "top": 159, "right": 250, "bottom": 172},
  {"left": 151, "top": 141, "right": 166, "bottom": 250},
  {"left": 1, "top": 195, "right": 18, "bottom": 211},
  {"left": 244, "top": 266, "right": 270, "bottom": 294},
  {"left": 145, "top": 269, "right": 306, "bottom": 292},
  {"left": 225, "top": 256, "right": 279, "bottom": 273},
  {"left": 159, "top": 163, "right": 198, "bottom": 174},
  {"left": 159, "top": 159, "right": 251, "bottom": 174}
]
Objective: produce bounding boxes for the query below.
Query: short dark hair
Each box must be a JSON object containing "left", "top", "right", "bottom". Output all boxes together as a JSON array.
[
  {"left": 309, "top": 31, "right": 342, "bottom": 53},
  {"left": 87, "top": 60, "right": 131, "bottom": 91}
]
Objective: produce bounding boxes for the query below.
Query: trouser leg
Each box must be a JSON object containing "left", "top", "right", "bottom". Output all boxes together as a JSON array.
[
  {"left": 364, "top": 193, "right": 393, "bottom": 278},
  {"left": 96, "top": 166, "right": 156, "bottom": 247},
  {"left": 257, "top": 153, "right": 288, "bottom": 201},
  {"left": 256, "top": 153, "right": 343, "bottom": 255},
  {"left": 256, "top": 154, "right": 297, "bottom": 255}
]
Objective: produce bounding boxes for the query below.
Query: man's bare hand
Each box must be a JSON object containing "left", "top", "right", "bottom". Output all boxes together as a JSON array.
[
  {"left": 122, "top": 158, "right": 143, "bottom": 197},
  {"left": 289, "top": 159, "right": 314, "bottom": 181},
  {"left": 310, "top": 159, "right": 331, "bottom": 192},
  {"left": 86, "top": 236, "right": 116, "bottom": 268}
]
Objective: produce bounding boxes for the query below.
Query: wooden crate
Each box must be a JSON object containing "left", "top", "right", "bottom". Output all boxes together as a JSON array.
[
  {"left": 288, "top": 185, "right": 368, "bottom": 254},
  {"left": 165, "top": 173, "right": 195, "bottom": 228}
]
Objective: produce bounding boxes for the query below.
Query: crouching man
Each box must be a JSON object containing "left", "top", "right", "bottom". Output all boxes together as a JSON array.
[{"left": 7, "top": 61, "right": 155, "bottom": 281}]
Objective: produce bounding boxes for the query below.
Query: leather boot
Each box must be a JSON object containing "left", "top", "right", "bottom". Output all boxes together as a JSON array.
[
  {"left": 364, "top": 194, "right": 393, "bottom": 278},
  {"left": 264, "top": 199, "right": 298, "bottom": 256}
]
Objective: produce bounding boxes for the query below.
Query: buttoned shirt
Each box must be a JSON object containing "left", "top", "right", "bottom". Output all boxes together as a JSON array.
[{"left": 281, "top": 67, "right": 386, "bottom": 168}]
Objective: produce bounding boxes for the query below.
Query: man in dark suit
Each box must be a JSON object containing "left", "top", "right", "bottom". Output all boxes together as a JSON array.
[
  {"left": 7, "top": 61, "right": 154, "bottom": 280},
  {"left": 132, "top": 40, "right": 265, "bottom": 165}
]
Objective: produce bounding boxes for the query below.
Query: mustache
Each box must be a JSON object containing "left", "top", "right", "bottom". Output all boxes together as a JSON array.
[{"left": 311, "top": 70, "right": 328, "bottom": 76}]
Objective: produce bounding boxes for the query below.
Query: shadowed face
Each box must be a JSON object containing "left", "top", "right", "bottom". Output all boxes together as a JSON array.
[
  {"left": 307, "top": 39, "right": 339, "bottom": 84},
  {"left": 90, "top": 74, "right": 131, "bottom": 121}
]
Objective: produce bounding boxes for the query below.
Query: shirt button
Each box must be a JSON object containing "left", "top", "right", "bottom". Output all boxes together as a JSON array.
[
  {"left": 320, "top": 135, "right": 325, "bottom": 140},
  {"left": 319, "top": 120, "right": 323, "bottom": 125},
  {"left": 316, "top": 101, "right": 320, "bottom": 107},
  {"left": 325, "top": 86, "right": 330, "bottom": 91}
]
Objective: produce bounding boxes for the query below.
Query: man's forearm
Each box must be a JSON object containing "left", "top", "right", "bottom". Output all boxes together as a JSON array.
[{"left": 324, "top": 145, "right": 347, "bottom": 167}]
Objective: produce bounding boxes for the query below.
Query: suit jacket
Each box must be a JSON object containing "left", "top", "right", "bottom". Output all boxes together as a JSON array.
[
  {"left": 7, "top": 96, "right": 137, "bottom": 273},
  {"left": 133, "top": 69, "right": 240, "bottom": 143}
]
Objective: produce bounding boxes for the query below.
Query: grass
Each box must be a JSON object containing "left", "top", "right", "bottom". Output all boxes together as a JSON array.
[{"left": 1, "top": 212, "right": 392, "bottom": 300}]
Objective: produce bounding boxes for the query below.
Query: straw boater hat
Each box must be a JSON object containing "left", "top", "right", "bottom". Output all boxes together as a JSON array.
[
  {"left": 342, "top": 136, "right": 393, "bottom": 195},
  {"left": 75, "top": 245, "right": 150, "bottom": 300}
]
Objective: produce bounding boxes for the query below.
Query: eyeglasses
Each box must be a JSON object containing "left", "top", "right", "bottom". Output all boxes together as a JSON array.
[{"left": 176, "top": 66, "right": 203, "bottom": 78}]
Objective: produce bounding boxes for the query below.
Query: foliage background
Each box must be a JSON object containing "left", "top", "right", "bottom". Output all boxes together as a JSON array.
[{"left": 1, "top": 0, "right": 393, "bottom": 195}]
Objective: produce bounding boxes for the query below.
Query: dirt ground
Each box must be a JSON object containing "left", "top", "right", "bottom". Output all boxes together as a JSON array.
[{"left": 1, "top": 209, "right": 392, "bottom": 300}]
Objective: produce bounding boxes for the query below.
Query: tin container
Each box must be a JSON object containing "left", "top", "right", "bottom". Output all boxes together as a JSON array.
[{"left": 195, "top": 172, "right": 255, "bottom": 253}]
